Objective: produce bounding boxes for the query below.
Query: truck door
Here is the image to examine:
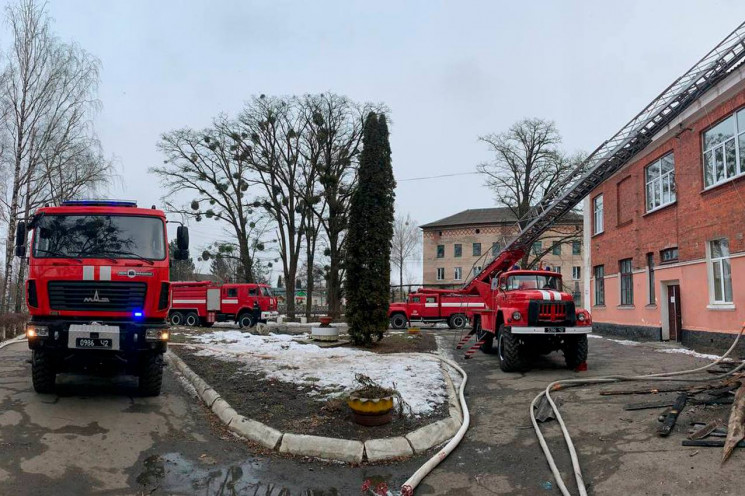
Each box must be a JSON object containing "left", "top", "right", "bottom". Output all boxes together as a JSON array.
[
  {"left": 221, "top": 285, "right": 239, "bottom": 316},
  {"left": 247, "top": 285, "right": 261, "bottom": 310},
  {"left": 408, "top": 295, "right": 424, "bottom": 322},
  {"left": 424, "top": 295, "right": 439, "bottom": 319}
]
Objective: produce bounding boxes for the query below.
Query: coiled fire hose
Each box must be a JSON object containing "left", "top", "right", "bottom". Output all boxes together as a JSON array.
[{"left": 531, "top": 325, "right": 745, "bottom": 496}]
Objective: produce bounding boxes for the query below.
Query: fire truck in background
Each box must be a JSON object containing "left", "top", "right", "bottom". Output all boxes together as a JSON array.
[
  {"left": 170, "top": 281, "right": 278, "bottom": 328},
  {"left": 15, "top": 200, "right": 189, "bottom": 396},
  {"left": 388, "top": 290, "right": 484, "bottom": 329}
]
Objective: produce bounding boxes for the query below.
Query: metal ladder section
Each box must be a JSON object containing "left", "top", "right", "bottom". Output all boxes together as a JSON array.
[{"left": 464, "top": 20, "right": 745, "bottom": 290}]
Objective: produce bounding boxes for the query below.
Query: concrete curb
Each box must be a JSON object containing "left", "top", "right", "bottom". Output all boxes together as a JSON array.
[{"left": 166, "top": 350, "right": 464, "bottom": 463}]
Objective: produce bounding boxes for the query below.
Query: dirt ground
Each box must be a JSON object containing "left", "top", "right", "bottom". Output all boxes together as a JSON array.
[{"left": 172, "top": 331, "right": 447, "bottom": 441}]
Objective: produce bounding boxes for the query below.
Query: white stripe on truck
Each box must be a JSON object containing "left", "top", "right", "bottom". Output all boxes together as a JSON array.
[
  {"left": 173, "top": 299, "right": 207, "bottom": 304},
  {"left": 100, "top": 266, "right": 111, "bottom": 281},
  {"left": 222, "top": 299, "right": 239, "bottom": 304},
  {"left": 441, "top": 302, "right": 485, "bottom": 307},
  {"left": 83, "top": 266, "right": 94, "bottom": 280}
]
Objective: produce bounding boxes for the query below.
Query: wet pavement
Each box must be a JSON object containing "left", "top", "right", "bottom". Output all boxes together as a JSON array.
[{"left": 2, "top": 333, "right": 745, "bottom": 495}]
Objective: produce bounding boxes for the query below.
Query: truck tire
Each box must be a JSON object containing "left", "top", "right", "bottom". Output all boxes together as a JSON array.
[
  {"left": 31, "top": 350, "right": 56, "bottom": 394},
  {"left": 563, "top": 335, "right": 589, "bottom": 369},
  {"left": 498, "top": 325, "right": 524, "bottom": 372},
  {"left": 184, "top": 312, "right": 198, "bottom": 327},
  {"left": 238, "top": 312, "right": 256, "bottom": 329},
  {"left": 390, "top": 313, "right": 407, "bottom": 329},
  {"left": 448, "top": 314, "right": 467, "bottom": 329},
  {"left": 138, "top": 352, "right": 164, "bottom": 397},
  {"left": 169, "top": 312, "right": 184, "bottom": 326}
]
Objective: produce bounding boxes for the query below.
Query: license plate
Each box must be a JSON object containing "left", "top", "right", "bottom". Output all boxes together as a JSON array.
[
  {"left": 545, "top": 327, "right": 566, "bottom": 333},
  {"left": 75, "top": 338, "right": 112, "bottom": 348}
]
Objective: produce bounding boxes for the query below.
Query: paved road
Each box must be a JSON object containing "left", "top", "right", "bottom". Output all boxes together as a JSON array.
[{"left": 2, "top": 335, "right": 744, "bottom": 495}]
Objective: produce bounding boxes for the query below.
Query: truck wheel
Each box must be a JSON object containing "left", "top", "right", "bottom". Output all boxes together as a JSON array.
[
  {"left": 448, "top": 314, "right": 467, "bottom": 329},
  {"left": 169, "top": 312, "right": 184, "bottom": 326},
  {"left": 184, "top": 312, "right": 199, "bottom": 327},
  {"left": 390, "top": 313, "right": 407, "bottom": 329},
  {"left": 497, "top": 325, "right": 524, "bottom": 372},
  {"left": 563, "top": 335, "right": 589, "bottom": 369},
  {"left": 32, "top": 350, "right": 56, "bottom": 394},
  {"left": 238, "top": 312, "right": 256, "bottom": 329},
  {"left": 138, "top": 352, "right": 164, "bottom": 397}
]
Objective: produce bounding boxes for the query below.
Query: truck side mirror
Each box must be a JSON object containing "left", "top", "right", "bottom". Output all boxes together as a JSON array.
[
  {"left": 176, "top": 225, "right": 189, "bottom": 251},
  {"left": 14, "top": 222, "right": 26, "bottom": 257},
  {"left": 499, "top": 283, "right": 507, "bottom": 292}
]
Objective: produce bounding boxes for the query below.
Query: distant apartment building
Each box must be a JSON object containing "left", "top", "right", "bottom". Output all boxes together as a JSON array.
[
  {"left": 420, "top": 208, "right": 585, "bottom": 305},
  {"left": 583, "top": 63, "right": 745, "bottom": 352}
]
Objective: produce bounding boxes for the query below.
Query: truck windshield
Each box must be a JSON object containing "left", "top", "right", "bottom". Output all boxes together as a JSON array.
[
  {"left": 33, "top": 215, "right": 166, "bottom": 260},
  {"left": 505, "top": 274, "right": 561, "bottom": 291}
]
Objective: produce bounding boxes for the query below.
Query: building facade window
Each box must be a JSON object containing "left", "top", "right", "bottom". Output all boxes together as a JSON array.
[
  {"left": 454, "top": 244, "right": 462, "bottom": 258},
  {"left": 647, "top": 252, "right": 655, "bottom": 305},
  {"left": 594, "top": 265, "right": 605, "bottom": 306},
  {"left": 454, "top": 267, "right": 462, "bottom": 281},
  {"left": 645, "top": 153, "right": 676, "bottom": 212},
  {"left": 473, "top": 242, "right": 481, "bottom": 257},
  {"left": 436, "top": 268, "right": 445, "bottom": 281},
  {"left": 572, "top": 240, "right": 581, "bottom": 255},
  {"left": 660, "top": 247, "right": 678, "bottom": 263},
  {"left": 572, "top": 266, "right": 581, "bottom": 280},
  {"left": 437, "top": 245, "right": 444, "bottom": 258},
  {"left": 552, "top": 242, "right": 561, "bottom": 255},
  {"left": 620, "top": 258, "right": 633, "bottom": 306},
  {"left": 532, "top": 241, "right": 542, "bottom": 255},
  {"left": 593, "top": 195, "right": 604, "bottom": 234},
  {"left": 703, "top": 109, "right": 745, "bottom": 188},
  {"left": 709, "top": 239, "right": 733, "bottom": 304},
  {"left": 492, "top": 242, "right": 501, "bottom": 256}
]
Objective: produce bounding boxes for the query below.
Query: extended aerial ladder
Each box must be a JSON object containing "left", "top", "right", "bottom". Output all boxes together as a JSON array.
[{"left": 459, "top": 21, "right": 745, "bottom": 300}]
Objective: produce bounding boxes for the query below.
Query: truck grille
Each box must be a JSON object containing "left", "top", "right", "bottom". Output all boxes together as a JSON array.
[
  {"left": 47, "top": 281, "right": 147, "bottom": 312},
  {"left": 528, "top": 300, "right": 576, "bottom": 326}
]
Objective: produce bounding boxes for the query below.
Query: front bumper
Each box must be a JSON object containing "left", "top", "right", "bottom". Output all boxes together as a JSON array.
[
  {"left": 508, "top": 325, "right": 593, "bottom": 335},
  {"left": 26, "top": 318, "right": 168, "bottom": 352}
]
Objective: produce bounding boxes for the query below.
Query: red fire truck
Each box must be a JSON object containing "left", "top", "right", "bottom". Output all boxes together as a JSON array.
[
  {"left": 169, "top": 281, "right": 278, "bottom": 328},
  {"left": 15, "top": 200, "right": 189, "bottom": 396},
  {"left": 388, "top": 290, "right": 484, "bottom": 329}
]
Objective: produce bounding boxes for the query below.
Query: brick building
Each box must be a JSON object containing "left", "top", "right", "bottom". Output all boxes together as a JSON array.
[
  {"left": 583, "top": 64, "right": 745, "bottom": 351},
  {"left": 421, "top": 208, "right": 585, "bottom": 304}
]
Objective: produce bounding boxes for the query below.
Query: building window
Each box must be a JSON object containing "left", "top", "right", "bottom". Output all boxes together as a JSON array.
[
  {"left": 593, "top": 195, "right": 604, "bottom": 234},
  {"left": 532, "top": 241, "right": 542, "bottom": 255},
  {"left": 436, "top": 268, "right": 445, "bottom": 281},
  {"left": 594, "top": 265, "right": 605, "bottom": 306},
  {"left": 647, "top": 252, "right": 655, "bottom": 305},
  {"left": 660, "top": 247, "right": 678, "bottom": 263},
  {"left": 703, "top": 110, "right": 745, "bottom": 188},
  {"left": 473, "top": 242, "right": 481, "bottom": 257},
  {"left": 709, "top": 239, "right": 733, "bottom": 304},
  {"left": 552, "top": 242, "right": 561, "bottom": 255},
  {"left": 619, "top": 258, "right": 633, "bottom": 306},
  {"left": 491, "top": 242, "right": 501, "bottom": 256},
  {"left": 454, "top": 244, "right": 462, "bottom": 258},
  {"left": 645, "top": 153, "right": 676, "bottom": 212},
  {"left": 436, "top": 245, "right": 444, "bottom": 258},
  {"left": 572, "top": 240, "right": 581, "bottom": 255},
  {"left": 572, "top": 266, "right": 581, "bottom": 280},
  {"left": 454, "top": 267, "right": 462, "bottom": 280}
]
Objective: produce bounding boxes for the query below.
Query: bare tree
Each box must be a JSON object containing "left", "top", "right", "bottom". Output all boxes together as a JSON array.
[
  {"left": 152, "top": 116, "right": 261, "bottom": 283},
  {"left": 477, "top": 118, "right": 585, "bottom": 267},
  {"left": 391, "top": 212, "right": 420, "bottom": 300},
  {"left": 0, "top": 0, "right": 106, "bottom": 312}
]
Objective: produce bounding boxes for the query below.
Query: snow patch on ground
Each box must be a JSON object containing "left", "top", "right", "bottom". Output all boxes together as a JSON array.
[
  {"left": 655, "top": 347, "right": 721, "bottom": 361},
  {"left": 587, "top": 334, "right": 602, "bottom": 339},
  {"left": 189, "top": 330, "right": 447, "bottom": 416}
]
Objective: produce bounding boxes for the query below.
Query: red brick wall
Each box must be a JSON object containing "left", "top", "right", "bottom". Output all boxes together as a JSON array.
[{"left": 590, "top": 88, "right": 745, "bottom": 275}]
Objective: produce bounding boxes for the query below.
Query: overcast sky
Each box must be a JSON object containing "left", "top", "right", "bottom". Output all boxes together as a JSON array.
[{"left": 34, "top": 0, "right": 745, "bottom": 281}]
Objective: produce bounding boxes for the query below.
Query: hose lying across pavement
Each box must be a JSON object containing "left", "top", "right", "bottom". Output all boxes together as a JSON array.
[{"left": 531, "top": 325, "right": 745, "bottom": 496}]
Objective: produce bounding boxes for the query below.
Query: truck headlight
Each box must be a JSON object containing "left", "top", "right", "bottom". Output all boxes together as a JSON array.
[
  {"left": 26, "top": 325, "right": 49, "bottom": 338},
  {"left": 512, "top": 311, "right": 522, "bottom": 321},
  {"left": 145, "top": 329, "right": 169, "bottom": 341}
]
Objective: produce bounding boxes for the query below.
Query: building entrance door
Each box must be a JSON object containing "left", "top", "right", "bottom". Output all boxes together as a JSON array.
[{"left": 667, "top": 284, "right": 682, "bottom": 342}]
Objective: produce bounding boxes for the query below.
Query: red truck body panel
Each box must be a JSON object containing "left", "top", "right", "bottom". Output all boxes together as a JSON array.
[{"left": 388, "top": 290, "right": 484, "bottom": 328}]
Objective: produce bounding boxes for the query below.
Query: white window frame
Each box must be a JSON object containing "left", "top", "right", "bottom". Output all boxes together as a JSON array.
[
  {"left": 645, "top": 153, "right": 676, "bottom": 212},
  {"left": 572, "top": 266, "right": 581, "bottom": 280},
  {"left": 703, "top": 110, "right": 745, "bottom": 189},
  {"left": 454, "top": 267, "right": 462, "bottom": 281},
  {"left": 436, "top": 268, "right": 445, "bottom": 281},
  {"left": 593, "top": 195, "right": 604, "bottom": 234},
  {"left": 707, "top": 238, "right": 734, "bottom": 306}
]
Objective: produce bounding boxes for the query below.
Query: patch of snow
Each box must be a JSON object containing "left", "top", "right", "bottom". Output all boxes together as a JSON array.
[
  {"left": 587, "top": 334, "right": 603, "bottom": 339},
  {"left": 655, "top": 347, "right": 721, "bottom": 361},
  {"left": 189, "top": 330, "right": 447, "bottom": 417},
  {"left": 605, "top": 338, "right": 640, "bottom": 347}
]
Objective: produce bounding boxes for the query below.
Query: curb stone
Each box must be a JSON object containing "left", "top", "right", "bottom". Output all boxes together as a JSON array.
[
  {"left": 280, "top": 433, "right": 364, "bottom": 463},
  {"left": 165, "top": 350, "right": 464, "bottom": 463}
]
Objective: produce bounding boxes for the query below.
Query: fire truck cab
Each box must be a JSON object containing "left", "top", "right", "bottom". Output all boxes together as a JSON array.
[
  {"left": 170, "top": 281, "right": 278, "bottom": 328},
  {"left": 16, "top": 200, "right": 189, "bottom": 396}
]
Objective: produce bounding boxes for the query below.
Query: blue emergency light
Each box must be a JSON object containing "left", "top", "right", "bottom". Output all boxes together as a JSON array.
[
  {"left": 133, "top": 311, "right": 144, "bottom": 319},
  {"left": 60, "top": 199, "right": 138, "bottom": 208}
]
